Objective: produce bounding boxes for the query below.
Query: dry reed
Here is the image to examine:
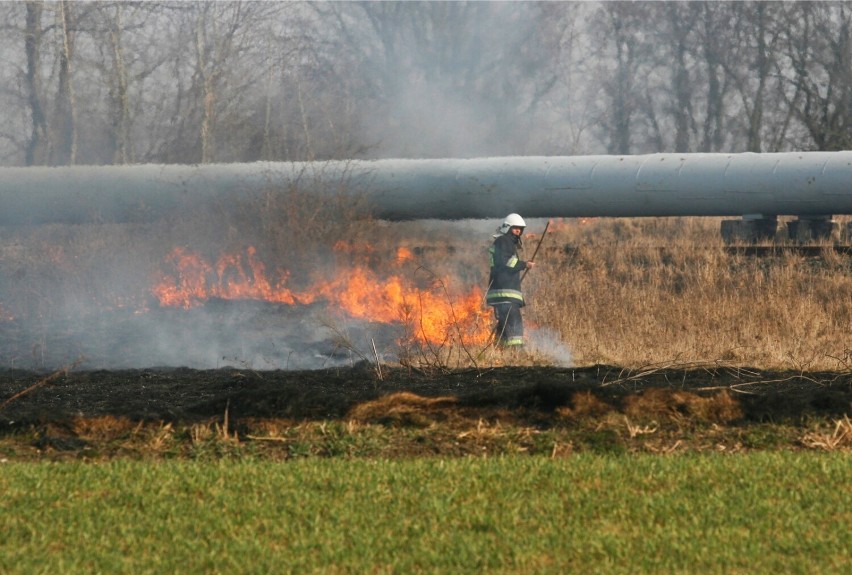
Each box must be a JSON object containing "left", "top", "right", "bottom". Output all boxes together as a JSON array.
[{"left": 521, "top": 217, "right": 851, "bottom": 370}]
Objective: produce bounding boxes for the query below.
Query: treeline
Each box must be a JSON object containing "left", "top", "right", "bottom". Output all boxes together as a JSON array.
[{"left": 0, "top": 1, "right": 850, "bottom": 166}]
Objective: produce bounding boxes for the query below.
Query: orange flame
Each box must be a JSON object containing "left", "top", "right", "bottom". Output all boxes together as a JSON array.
[
  {"left": 396, "top": 246, "right": 414, "bottom": 264},
  {"left": 152, "top": 246, "right": 306, "bottom": 308},
  {"left": 152, "top": 246, "right": 491, "bottom": 346}
]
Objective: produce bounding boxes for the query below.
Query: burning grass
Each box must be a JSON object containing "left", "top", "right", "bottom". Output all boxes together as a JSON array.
[{"left": 1, "top": 201, "right": 851, "bottom": 371}]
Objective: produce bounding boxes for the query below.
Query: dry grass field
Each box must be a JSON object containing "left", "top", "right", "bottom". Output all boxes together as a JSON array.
[
  {"left": 0, "top": 199, "right": 849, "bottom": 460},
  {"left": 378, "top": 214, "right": 852, "bottom": 372},
  {"left": 523, "top": 216, "right": 852, "bottom": 371},
  {"left": 0, "top": 186, "right": 848, "bottom": 372}
]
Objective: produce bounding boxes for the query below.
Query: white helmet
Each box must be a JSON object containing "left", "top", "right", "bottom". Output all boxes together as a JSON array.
[{"left": 498, "top": 213, "right": 526, "bottom": 234}]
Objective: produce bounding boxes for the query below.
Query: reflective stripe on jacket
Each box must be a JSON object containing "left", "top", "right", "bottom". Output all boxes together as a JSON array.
[{"left": 486, "top": 233, "right": 526, "bottom": 307}]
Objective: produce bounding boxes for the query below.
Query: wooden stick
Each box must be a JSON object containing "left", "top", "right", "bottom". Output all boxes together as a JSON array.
[
  {"left": 521, "top": 219, "right": 550, "bottom": 282},
  {"left": 0, "top": 357, "right": 83, "bottom": 411}
]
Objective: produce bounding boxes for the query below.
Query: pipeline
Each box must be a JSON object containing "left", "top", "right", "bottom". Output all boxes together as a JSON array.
[{"left": 1, "top": 152, "right": 851, "bottom": 225}]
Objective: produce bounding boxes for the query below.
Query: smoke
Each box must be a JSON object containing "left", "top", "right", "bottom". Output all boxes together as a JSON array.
[
  {"left": 357, "top": 2, "right": 542, "bottom": 159},
  {"left": 370, "top": 81, "right": 499, "bottom": 159},
  {"left": 525, "top": 327, "right": 573, "bottom": 368},
  {"left": 0, "top": 223, "right": 484, "bottom": 371},
  {"left": 0, "top": 297, "right": 408, "bottom": 371},
  {"left": 0, "top": 197, "right": 548, "bottom": 372},
  {"left": 140, "top": 305, "right": 403, "bottom": 371}
]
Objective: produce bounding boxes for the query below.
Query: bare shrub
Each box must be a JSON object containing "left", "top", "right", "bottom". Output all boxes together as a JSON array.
[{"left": 158, "top": 176, "right": 374, "bottom": 285}]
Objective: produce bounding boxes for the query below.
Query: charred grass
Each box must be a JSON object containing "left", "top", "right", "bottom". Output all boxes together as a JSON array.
[{"left": 0, "top": 364, "right": 850, "bottom": 461}]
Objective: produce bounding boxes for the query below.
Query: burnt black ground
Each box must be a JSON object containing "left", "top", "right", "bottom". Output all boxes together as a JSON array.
[{"left": 1, "top": 364, "right": 849, "bottom": 430}]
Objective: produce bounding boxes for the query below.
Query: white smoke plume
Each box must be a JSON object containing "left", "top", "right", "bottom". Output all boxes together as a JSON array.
[{"left": 525, "top": 327, "right": 573, "bottom": 368}]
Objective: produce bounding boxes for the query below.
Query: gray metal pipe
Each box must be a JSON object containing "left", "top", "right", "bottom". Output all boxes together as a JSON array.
[{"left": 1, "top": 152, "right": 851, "bottom": 224}]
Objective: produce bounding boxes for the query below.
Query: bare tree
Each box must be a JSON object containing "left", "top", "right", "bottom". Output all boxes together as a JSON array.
[
  {"left": 16, "top": 1, "right": 98, "bottom": 165},
  {"left": 529, "top": 1, "right": 596, "bottom": 154},
  {"left": 696, "top": 2, "right": 732, "bottom": 152},
  {"left": 52, "top": 0, "right": 77, "bottom": 165},
  {"left": 783, "top": 2, "right": 852, "bottom": 151},
  {"left": 23, "top": 1, "right": 49, "bottom": 165},
  {"left": 5, "top": 0, "right": 852, "bottom": 167},
  {"left": 317, "top": 1, "right": 557, "bottom": 158},
  {"left": 719, "top": 2, "right": 789, "bottom": 152},
  {"left": 590, "top": 1, "right": 656, "bottom": 154},
  {"left": 665, "top": 2, "right": 699, "bottom": 152},
  {"left": 647, "top": 1, "right": 736, "bottom": 153},
  {"left": 105, "top": 3, "right": 132, "bottom": 164}
]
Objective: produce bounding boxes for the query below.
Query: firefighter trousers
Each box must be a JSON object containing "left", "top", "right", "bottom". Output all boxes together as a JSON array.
[{"left": 492, "top": 302, "right": 524, "bottom": 347}]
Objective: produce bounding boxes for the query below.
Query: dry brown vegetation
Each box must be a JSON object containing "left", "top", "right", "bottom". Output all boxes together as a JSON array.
[
  {"left": 523, "top": 216, "right": 852, "bottom": 370},
  {"left": 1, "top": 190, "right": 849, "bottom": 372},
  {"left": 1, "top": 194, "right": 850, "bottom": 460},
  {"left": 386, "top": 214, "right": 851, "bottom": 372}
]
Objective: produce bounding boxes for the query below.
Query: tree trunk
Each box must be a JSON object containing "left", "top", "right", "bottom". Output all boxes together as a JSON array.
[
  {"left": 53, "top": 0, "right": 77, "bottom": 165},
  {"left": 668, "top": 5, "right": 694, "bottom": 153},
  {"left": 108, "top": 3, "right": 132, "bottom": 164},
  {"left": 700, "top": 4, "right": 726, "bottom": 152},
  {"left": 746, "top": 4, "right": 768, "bottom": 152},
  {"left": 195, "top": 12, "right": 215, "bottom": 164},
  {"left": 24, "top": 1, "right": 48, "bottom": 166}
]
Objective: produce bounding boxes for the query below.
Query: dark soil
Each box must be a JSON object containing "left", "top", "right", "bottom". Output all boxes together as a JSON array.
[{"left": 1, "top": 364, "right": 850, "bottom": 460}]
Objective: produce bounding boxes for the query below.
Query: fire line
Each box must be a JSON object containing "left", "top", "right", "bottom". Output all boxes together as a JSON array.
[{"left": 152, "top": 246, "right": 492, "bottom": 347}]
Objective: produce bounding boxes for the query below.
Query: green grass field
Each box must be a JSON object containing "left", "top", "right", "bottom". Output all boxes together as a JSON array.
[{"left": 1, "top": 452, "right": 849, "bottom": 574}]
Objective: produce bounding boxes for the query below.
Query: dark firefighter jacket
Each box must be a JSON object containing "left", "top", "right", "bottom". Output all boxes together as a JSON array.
[{"left": 486, "top": 233, "right": 528, "bottom": 307}]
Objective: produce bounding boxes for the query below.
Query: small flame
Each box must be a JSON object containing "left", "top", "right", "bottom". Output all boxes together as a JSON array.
[
  {"left": 397, "top": 246, "right": 414, "bottom": 264},
  {"left": 549, "top": 217, "right": 594, "bottom": 232}
]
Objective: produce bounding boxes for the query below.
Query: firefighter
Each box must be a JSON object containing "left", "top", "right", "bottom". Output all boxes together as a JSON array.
[{"left": 486, "top": 213, "right": 534, "bottom": 347}]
